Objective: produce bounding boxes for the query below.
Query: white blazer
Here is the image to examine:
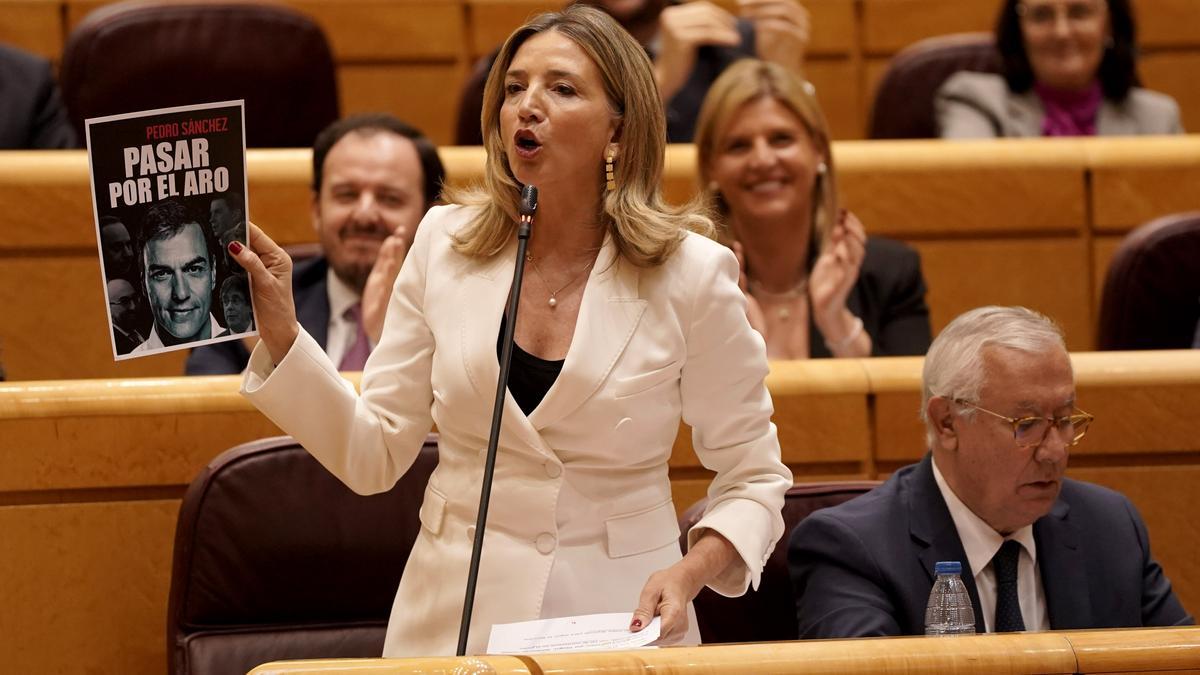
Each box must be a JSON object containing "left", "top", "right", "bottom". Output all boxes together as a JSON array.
[{"left": 242, "top": 204, "right": 792, "bottom": 656}]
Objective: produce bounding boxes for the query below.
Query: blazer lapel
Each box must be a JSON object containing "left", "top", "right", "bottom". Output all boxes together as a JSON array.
[
  {"left": 527, "top": 236, "right": 646, "bottom": 430},
  {"left": 1034, "top": 498, "right": 1090, "bottom": 629},
  {"left": 457, "top": 239, "right": 545, "bottom": 452},
  {"left": 909, "top": 455, "right": 986, "bottom": 633},
  {"left": 1006, "top": 92, "right": 1046, "bottom": 137},
  {"left": 1097, "top": 101, "right": 1139, "bottom": 136}
]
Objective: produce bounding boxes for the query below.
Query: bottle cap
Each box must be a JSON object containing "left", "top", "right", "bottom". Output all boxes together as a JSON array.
[{"left": 934, "top": 561, "right": 962, "bottom": 575}]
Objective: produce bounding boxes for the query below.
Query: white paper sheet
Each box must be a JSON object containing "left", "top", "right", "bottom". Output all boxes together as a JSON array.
[{"left": 486, "top": 612, "right": 661, "bottom": 654}]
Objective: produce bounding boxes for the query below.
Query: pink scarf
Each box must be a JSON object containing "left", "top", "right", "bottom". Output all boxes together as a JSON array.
[{"left": 1035, "top": 80, "right": 1104, "bottom": 137}]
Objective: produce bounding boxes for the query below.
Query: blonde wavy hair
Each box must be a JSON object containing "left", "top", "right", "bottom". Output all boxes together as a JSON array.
[
  {"left": 694, "top": 59, "right": 837, "bottom": 252},
  {"left": 447, "top": 4, "right": 713, "bottom": 266}
]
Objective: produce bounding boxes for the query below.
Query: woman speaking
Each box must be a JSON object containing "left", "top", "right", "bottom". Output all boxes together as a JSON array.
[{"left": 229, "top": 5, "right": 791, "bottom": 658}]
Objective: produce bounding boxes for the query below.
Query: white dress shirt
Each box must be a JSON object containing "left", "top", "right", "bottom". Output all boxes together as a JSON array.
[
  {"left": 932, "top": 457, "right": 1050, "bottom": 632},
  {"left": 131, "top": 314, "right": 224, "bottom": 353}
]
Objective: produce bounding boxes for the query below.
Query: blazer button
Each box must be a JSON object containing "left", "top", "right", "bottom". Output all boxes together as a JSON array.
[
  {"left": 466, "top": 525, "right": 476, "bottom": 541},
  {"left": 544, "top": 461, "right": 562, "bottom": 478},
  {"left": 535, "top": 532, "right": 556, "bottom": 554}
]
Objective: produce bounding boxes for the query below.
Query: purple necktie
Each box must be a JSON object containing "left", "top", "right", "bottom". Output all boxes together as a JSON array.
[{"left": 339, "top": 303, "right": 371, "bottom": 371}]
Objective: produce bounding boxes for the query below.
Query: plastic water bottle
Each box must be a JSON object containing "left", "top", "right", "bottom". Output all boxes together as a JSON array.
[{"left": 924, "top": 561, "right": 976, "bottom": 635}]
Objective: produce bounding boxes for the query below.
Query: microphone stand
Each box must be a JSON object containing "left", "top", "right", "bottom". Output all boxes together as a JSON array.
[{"left": 456, "top": 185, "right": 538, "bottom": 656}]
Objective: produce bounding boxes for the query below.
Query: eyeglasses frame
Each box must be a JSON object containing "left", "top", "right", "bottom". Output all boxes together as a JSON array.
[{"left": 952, "top": 399, "right": 1094, "bottom": 448}]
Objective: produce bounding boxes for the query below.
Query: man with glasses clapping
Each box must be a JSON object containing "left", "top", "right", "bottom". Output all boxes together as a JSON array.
[{"left": 788, "top": 305, "right": 1193, "bottom": 637}]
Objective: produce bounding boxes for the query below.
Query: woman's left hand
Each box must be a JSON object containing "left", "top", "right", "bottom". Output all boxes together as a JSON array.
[
  {"left": 809, "top": 210, "right": 866, "bottom": 330},
  {"left": 629, "top": 531, "right": 737, "bottom": 644},
  {"left": 629, "top": 563, "right": 703, "bottom": 644},
  {"left": 361, "top": 225, "right": 409, "bottom": 343}
]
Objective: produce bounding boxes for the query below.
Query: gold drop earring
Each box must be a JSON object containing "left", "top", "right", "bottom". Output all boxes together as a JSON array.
[{"left": 605, "top": 152, "right": 616, "bottom": 192}]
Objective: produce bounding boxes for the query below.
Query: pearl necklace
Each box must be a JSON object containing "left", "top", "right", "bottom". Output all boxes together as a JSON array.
[
  {"left": 526, "top": 253, "right": 593, "bottom": 308},
  {"left": 748, "top": 277, "right": 808, "bottom": 321}
]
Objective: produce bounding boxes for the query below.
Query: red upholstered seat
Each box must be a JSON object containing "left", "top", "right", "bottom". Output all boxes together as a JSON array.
[
  {"left": 678, "top": 481, "right": 880, "bottom": 643},
  {"left": 1098, "top": 212, "right": 1200, "bottom": 350},
  {"left": 166, "top": 434, "right": 438, "bottom": 675},
  {"left": 868, "top": 33, "right": 1001, "bottom": 139},
  {"left": 61, "top": 1, "right": 338, "bottom": 148}
]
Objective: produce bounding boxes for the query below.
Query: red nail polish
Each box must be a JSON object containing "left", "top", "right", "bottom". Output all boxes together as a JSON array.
[
  {"left": 228, "top": 240, "right": 243, "bottom": 255},
  {"left": 631, "top": 618, "right": 642, "bottom": 629}
]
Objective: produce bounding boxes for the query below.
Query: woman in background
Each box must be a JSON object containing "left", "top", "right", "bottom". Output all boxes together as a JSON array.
[
  {"left": 695, "top": 59, "right": 931, "bottom": 359},
  {"left": 937, "top": 0, "right": 1182, "bottom": 137}
]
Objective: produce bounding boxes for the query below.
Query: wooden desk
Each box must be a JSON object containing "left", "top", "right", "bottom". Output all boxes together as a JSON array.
[
  {"left": 245, "top": 627, "right": 1200, "bottom": 674},
  {"left": 2, "top": 352, "right": 1198, "bottom": 674},
  {"left": 7, "top": 137, "right": 1200, "bottom": 379}
]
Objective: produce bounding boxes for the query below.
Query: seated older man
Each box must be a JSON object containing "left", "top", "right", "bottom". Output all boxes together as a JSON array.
[{"left": 789, "top": 305, "right": 1193, "bottom": 636}]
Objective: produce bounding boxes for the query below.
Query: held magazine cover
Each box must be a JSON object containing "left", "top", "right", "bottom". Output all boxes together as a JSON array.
[{"left": 86, "top": 100, "right": 255, "bottom": 360}]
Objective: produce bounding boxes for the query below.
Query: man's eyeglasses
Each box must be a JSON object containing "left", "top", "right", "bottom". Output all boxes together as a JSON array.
[
  {"left": 954, "top": 399, "right": 1094, "bottom": 448},
  {"left": 1017, "top": 1, "right": 1103, "bottom": 27}
]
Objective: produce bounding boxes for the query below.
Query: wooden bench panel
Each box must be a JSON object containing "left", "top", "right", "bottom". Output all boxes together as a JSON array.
[
  {"left": 0, "top": 500, "right": 178, "bottom": 675},
  {"left": 837, "top": 139, "right": 1088, "bottom": 237},
  {"left": 1088, "top": 137, "right": 1200, "bottom": 233},
  {"left": 287, "top": 0, "right": 465, "bottom": 61},
  {"left": 0, "top": 151, "right": 94, "bottom": 250},
  {"left": 808, "top": 58, "right": 862, "bottom": 140},
  {"left": 0, "top": 411, "right": 280, "bottom": 491},
  {"left": 0, "top": 256, "right": 189, "bottom": 380},
  {"left": 910, "top": 238, "right": 1093, "bottom": 351},
  {"left": 1136, "top": 0, "right": 1200, "bottom": 49},
  {"left": 339, "top": 63, "right": 465, "bottom": 147},
  {"left": 464, "top": 0, "right": 557, "bottom": 59},
  {"left": 860, "top": 0, "right": 994, "bottom": 55},
  {"left": 0, "top": 0, "right": 63, "bottom": 60},
  {"left": 671, "top": 359, "right": 873, "bottom": 476}
]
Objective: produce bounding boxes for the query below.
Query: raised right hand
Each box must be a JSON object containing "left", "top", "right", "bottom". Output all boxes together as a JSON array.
[
  {"left": 227, "top": 222, "right": 299, "bottom": 365},
  {"left": 655, "top": 1, "right": 741, "bottom": 102}
]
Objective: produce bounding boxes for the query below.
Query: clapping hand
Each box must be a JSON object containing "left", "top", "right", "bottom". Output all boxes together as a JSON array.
[
  {"left": 739, "top": 0, "right": 810, "bottom": 70},
  {"left": 809, "top": 210, "right": 868, "bottom": 352},
  {"left": 226, "top": 222, "right": 298, "bottom": 365},
  {"left": 361, "top": 225, "right": 409, "bottom": 343},
  {"left": 656, "top": 1, "right": 741, "bottom": 102}
]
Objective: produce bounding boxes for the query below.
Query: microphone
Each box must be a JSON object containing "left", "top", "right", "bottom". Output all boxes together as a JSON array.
[
  {"left": 457, "top": 184, "right": 537, "bottom": 656},
  {"left": 518, "top": 185, "right": 537, "bottom": 238},
  {"left": 519, "top": 184, "right": 538, "bottom": 221}
]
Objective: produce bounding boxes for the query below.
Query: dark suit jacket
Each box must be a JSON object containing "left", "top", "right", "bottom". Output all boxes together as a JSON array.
[
  {"left": 184, "top": 257, "right": 331, "bottom": 374},
  {"left": 809, "top": 237, "right": 931, "bottom": 358},
  {"left": 0, "top": 43, "right": 78, "bottom": 149},
  {"left": 788, "top": 454, "right": 1193, "bottom": 637}
]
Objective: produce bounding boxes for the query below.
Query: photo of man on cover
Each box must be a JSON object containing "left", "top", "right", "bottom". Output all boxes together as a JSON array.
[{"left": 129, "top": 200, "right": 225, "bottom": 353}]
